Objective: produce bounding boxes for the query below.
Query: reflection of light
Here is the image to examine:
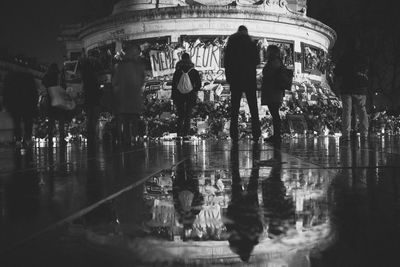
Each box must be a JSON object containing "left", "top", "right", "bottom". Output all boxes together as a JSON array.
[
  {"left": 296, "top": 219, "right": 303, "bottom": 232},
  {"left": 202, "top": 140, "right": 206, "bottom": 170}
]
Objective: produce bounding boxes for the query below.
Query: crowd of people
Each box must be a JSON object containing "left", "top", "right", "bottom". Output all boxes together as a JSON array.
[{"left": 1, "top": 25, "right": 373, "bottom": 151}]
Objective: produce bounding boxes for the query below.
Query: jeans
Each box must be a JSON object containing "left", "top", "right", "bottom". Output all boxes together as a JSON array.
[
  {"left": 230, "top": 88, "right": 261, "bottom": 140},
  {"left": 266, "top": 102, "right": 281, "bottom": 138},
  {"left": 11, "top": 113, "right": 33, "bottom": 142},
  {"left": 175, "top": 95, "right": 196, "bottom": 137},
  {"left": 341, "top": 94, "right": 369, "bottom": 137},
  {"left": 117, "top": 113, "right": 140, "bottom": 145}
]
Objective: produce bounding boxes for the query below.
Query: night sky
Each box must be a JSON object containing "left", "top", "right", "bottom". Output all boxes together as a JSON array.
[
  {"left": 0, "top": 0, "right": 398, "bottom": 66},
  {"left": 0, "top": 0, "right": 115, "bottom": 65}
]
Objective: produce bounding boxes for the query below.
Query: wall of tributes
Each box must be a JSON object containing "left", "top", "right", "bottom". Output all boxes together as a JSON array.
[{"left": 56, "top": 1, "right": 345, "bottom": 138}]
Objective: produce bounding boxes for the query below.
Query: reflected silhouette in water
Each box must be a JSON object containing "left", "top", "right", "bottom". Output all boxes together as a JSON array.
[
  {"left": 173, "top": 158, "right": 204, "bottom": 241},
  {"left": 5, "top": 150, "right": 40, "bottom": 222},
  {"left": 262, "top": 145, "right": 295, "bottom": 238},
  {"left": 225, "top": 144, "right": 263, "bottom": 262}
]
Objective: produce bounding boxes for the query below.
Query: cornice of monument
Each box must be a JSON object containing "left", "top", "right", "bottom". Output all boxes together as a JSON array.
[{"left": 64, "top": 5, "right": 335, "bottom": 46}]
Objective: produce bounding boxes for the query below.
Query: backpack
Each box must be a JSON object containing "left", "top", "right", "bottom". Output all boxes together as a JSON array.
[{"left": 177, "top": 68, "right": 194, "bottom": 94}]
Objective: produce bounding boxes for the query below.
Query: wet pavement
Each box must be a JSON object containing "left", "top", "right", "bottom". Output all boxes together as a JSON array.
[{"left": 1, "top": 136, "right": 400, "bottom": 266}]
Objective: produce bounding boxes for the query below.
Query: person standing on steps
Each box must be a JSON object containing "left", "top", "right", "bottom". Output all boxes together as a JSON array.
[
  {"left": 261, "top": 45, "right": 293, "bottom": 144},
  {"left": 112, "top": 45, "right": 146, "bottom": 147},
  {"left": 42, "top": 63, "right": 68, "bottom": 147},
  {"left": 3, "top": 70, "right": 38, "bottom": 149},
  {"left": 171, "top": 52, "right": 201, "bottom": 139},
  {"left": 224, "top": 25, "right": 261, "bottom": 143},
  {"left": 334, "top": 37, "right": 369, "bottom": 142}
]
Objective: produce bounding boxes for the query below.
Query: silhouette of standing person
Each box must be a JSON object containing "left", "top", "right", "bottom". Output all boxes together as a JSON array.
[
  {"left": 224, "top": 25, "right": 261, "bottom": 142},
  {"left": 42, "top": 63, "right": 68, "bottom": 147},
  {"left": 334, "top": 37, "right": 369, "bottom": 142},
  {"left": 112, "top": 45, "right": 146, "bottom": 146},
  {"left": 225, "top": 145, "right": 263, "bottom": 262},
  {"left": 171, "top": 52, "right": 201, "bottom": 139},
  {"left": 3, "top": 71, "right": 38, "bottom": 149},
  {"left": 261, "top": 45, "right": 290, "bottom": 144},
  {"left": 80, "top": 55, "right": 102, "bottom": 148},
  {"left": 262, "top": 145, "right": 294, "bottom": 238}
]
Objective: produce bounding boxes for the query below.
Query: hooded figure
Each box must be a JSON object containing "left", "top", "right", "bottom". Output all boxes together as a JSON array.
[
  {"left": 112, "top": 45, "right": 146, "bottom": 146},
  {"left": 3, "top": 70, "right": 38, "bottom": 147},
  {"left": 171, "top": 52, "right": 201, "bottom": 138}
]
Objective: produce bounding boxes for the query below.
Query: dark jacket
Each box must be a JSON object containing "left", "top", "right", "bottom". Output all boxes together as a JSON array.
[
  {"left": 261, "top": 58, "right": 288, "bottom": 104},
  {"left": 171, "top": 60, "right": 201, "bottom": 102},
  {"left": 334, "top": 49, "right": 369, "bottom": 95},
  {"left": 3, "top": 71, "right": 38, "bottom": 116},
  {"left": 112, "top": 58, "right": 146, "bottom": 114},
  {"left": 224, "top": 32, "right": 259, "bottom": 91},
  {"left": 80, "top": 58, "right": 102, "bottom": 109}
]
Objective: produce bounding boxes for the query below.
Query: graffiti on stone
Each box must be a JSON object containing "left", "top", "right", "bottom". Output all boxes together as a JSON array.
[{"left": 149, "top": 45, "right": 223, "bottom": 77}]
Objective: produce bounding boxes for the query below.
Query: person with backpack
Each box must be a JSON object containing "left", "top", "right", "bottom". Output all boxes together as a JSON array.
[
  {"left": 171, "top": 52, "right": 201, "bottom": 139},
  {"left": 261, "top": 45, "right": 293, "bottom": 144},
  {"left": 42, "top": 63, "right": 69, "bottom": 147}
]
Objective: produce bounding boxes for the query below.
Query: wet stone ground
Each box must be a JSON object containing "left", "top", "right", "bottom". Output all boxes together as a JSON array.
[{"left": 1, "top": 136, "right": 400, "bottom": 266}]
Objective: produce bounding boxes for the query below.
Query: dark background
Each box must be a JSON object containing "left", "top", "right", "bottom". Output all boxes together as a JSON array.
[
  {"left": 1, "top": 0, "right": 399, "bottom": 108},
  {"left": 0, "top": 0, "right": 117, "bottom": 65}
]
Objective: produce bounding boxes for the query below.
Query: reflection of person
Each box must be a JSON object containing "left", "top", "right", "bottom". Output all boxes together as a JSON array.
[
  {"left": 261, "top": 45, "right": 287, "bottom": 144},
  {"left": 42, "top": 63, "right": 68, "bottom": 147},
  {"left": 334, "top": 37, "right": 369, "bottom": 141},
  {"left": 5, "top": 150, "right": 40, "bottom": 225},
  {"left": 3, "top": 71, "right": 38, "bottom": 148},
  {"left": 112, "top": 45, "right": 146, "bottom": 146},
  {"left": 171, "top": 52, "right": 201, "bottom": 138},
  {"left": 225, "top": 145, "right": 263, "bottom": 262},
  {"left": 262, "top": 145, "right": 294, "bottom": 238},
  {"left": 173, "top": 159, "right": 204, "bottom": 241},
  {"left": 224, "top": 25, "right": 261, "bottom": 142},
  {"left": 80, "top": 56, "right": 102, "bottom": 147}
]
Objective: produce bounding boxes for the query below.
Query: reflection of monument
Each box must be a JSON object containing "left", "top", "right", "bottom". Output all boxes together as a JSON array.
[{"left": 59, "top": 0, "right": 336, "bottom": 102}]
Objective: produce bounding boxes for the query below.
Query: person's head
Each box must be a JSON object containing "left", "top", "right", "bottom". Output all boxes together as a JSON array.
[
  {"left": 124, "top": 44, "right": 141, "bottom": 60},
  {"left": 237, "top": 25, "right": 248, "bottom": 35},
  {"left": 181, "top": 52, "right": 191, "bottom": 62},
  {"left": 266, "top": 45, "right": 281, "bottom": 61}
]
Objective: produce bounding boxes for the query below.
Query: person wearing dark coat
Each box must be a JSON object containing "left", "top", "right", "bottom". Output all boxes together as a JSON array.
[
  {"left": 261, "top": 45, "right": 287, "bottom": 144},
  {"left": 112, "top": 45, "right": 146, "bottom": 146},
  {"left": 3, "top": 71, "right": 38, "bottom": 148},
  {"left": 224, "top": 25, "right": 261, "bottom": 142},
  {"left": 80, "top": 56, "right": 102, "bottom": 146},
  {"left": 171, "top": 52, "right": 201, "bottom": 138},
  {"left": 334, "top": 38, "right": 369, "bottom": 141},
  {"left": 42, "top": 62, "right": 68, "bottom": 147}
]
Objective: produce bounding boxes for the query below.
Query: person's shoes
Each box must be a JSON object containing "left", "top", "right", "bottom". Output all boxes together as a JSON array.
[
  {"left": 263, "top": 136, "right": 281, "bottom": 144},
  {"left": 252, "top": 135, "right": 260, "bottom": 143},
  {"left": 59, "top": 139, "right": 68, "bottom": 146},
  {"left": 339, "top": 135, "right": 351, "bottom": 143},
  {"left": 23, "top": 139, "right": 33, "bottom": 150},
  {"left": 230, "top": 135, "right": 239, "bottom": 143},
  {"left": 15, "top": 140, "right": 23, "bottom": 150}
]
